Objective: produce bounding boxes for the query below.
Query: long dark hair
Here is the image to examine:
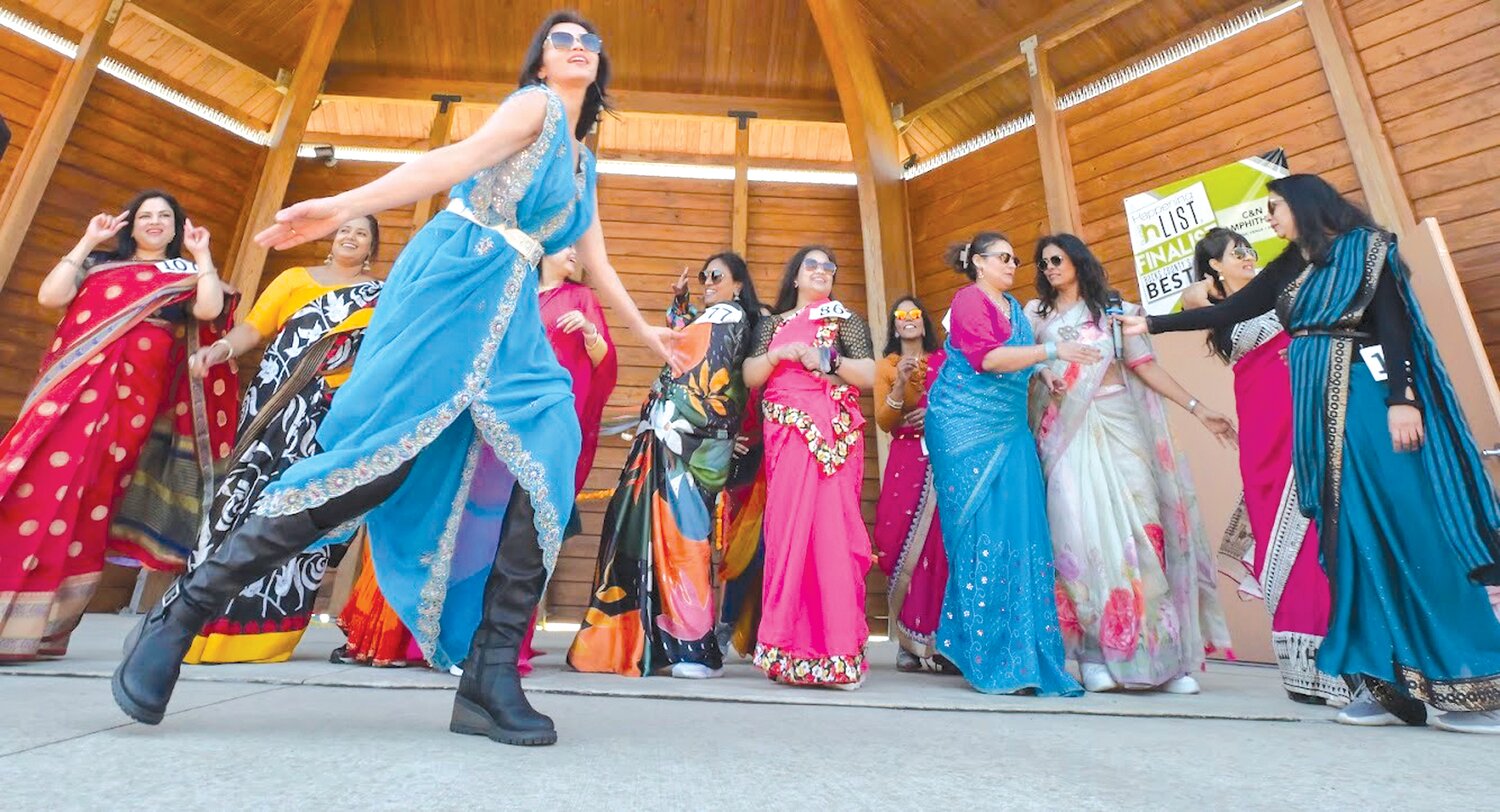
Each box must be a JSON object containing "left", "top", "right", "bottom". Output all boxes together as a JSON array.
[
  {"left": 93, "top": 189, "right": 186, "bottom": 264},
  {"left": 518, "top": 12, "right": 611, "bottom": 141},
  {"left": 943, "top": 231, "right": 1009, "bottom": 281},
  {"left": 1193, "top": 227, "right": 1251, "bottom": 363},
  {"left": 882, "top": 293, "right": 939, "bottom": 356},
  {"left": 1034, "top": 233, "right": 1113, "bottom": 323},
  {"left": 772, "top": 245, "right": 836, "bottom": 313},
  {"left": 1265, "top": 173, "right": 1377, "bottom": 264},
  {"left": 700, "top": 250, "right": 762, "bottom": 337}
]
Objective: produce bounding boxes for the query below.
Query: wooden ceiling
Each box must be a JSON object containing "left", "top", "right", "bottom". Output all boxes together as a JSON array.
[{"left": 5, "top": 0, "right": 1260, "bottom": 162}]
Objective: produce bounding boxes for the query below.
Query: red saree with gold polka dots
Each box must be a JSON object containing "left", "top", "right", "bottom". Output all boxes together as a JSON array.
[{"left": 0, "top": 259, "right": 237, "bottom": 661}]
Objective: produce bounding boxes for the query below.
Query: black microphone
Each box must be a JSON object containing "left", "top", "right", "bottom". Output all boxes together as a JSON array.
[{"left": 1106, "top": 292, "right": 1125, "bottom": 362}]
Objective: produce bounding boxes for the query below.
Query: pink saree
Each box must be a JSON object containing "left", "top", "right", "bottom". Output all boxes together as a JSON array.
[
  {"left": 753, "top": 302, "right": 871, "bottom": 685},
  {"left": 873, "top": 351, "right": 948, "bottom": 659},
  {"left": 1218, "top": 313, "right": 1347, "bottom": 702}
]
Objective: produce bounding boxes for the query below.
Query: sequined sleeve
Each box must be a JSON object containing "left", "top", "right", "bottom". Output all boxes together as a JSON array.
[
  {"left": 836, "top": 314, "right": 874, "bottom": 359},
  {"left": 750, "top": 314, "right": 779, "bottom": 358}
]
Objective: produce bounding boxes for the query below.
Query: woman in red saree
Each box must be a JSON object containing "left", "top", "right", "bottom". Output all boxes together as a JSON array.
[
  {"left": 0, "top": 190, "right": 237, "bottom": 661},
  {"left": 742, "top": 246, "right": 876, "bottom": 688},
  {"left": 872, "top": 295, "right": 954, "bottom": 673}
]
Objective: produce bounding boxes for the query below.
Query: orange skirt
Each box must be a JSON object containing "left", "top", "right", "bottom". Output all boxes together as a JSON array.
[{"left": 336, "top": 544, "right": 424, "bottom": 667}]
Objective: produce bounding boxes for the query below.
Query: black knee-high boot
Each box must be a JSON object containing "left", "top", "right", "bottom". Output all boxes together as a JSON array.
[
  {"left": 112, "top": 464, "right": 411, "bottom": 725},
  {"left": 450, "top": 486, "right": 556, "bottom": 746}
]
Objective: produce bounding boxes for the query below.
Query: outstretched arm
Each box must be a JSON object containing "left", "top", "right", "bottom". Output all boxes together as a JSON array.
[
  {"left": 574, "top": 207, "right": 674, "bottom": 367},
  {"left": 256, "top": 91, "right": 552, "bottom": 250}
]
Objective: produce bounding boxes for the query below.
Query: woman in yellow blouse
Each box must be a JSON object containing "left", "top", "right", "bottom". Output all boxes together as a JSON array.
[
  {"left": 180, "top": 215, "right": 384, "bottom": 664},
  {"left": 871, "top": 295, "right": 955, "bottom": 673}
]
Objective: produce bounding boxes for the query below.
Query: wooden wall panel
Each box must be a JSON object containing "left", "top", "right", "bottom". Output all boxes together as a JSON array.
[
  {"left": 1344, "top": 0, "right": 1500, "bottom": 372},
  {"left": 0, "top": 69, "right": 261, "bottom": 433},
  {"left": 0, "top": 28, "right": 64, "bottom": 194}
]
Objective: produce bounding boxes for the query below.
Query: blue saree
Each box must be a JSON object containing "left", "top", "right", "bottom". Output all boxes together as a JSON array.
[
  {"left": 1284, "top": 228, "right": 1500, "bottom": 711},
  {"left": 927, "top": 287, "right": 1081, "bottom": 696},
  {"left": 252, "top": 84, "right": 596, "bottom": 669}
]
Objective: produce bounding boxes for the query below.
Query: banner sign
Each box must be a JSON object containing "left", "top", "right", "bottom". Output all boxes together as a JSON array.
[{"left": 1125, "top": 150, "right": 1290, "bottom": 315}]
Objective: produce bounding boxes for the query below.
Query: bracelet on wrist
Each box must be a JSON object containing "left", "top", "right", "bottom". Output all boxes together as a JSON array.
[
  {"left": 1187, "top": 397, "right": 1200, "bottom": 414},
  {"left": 1044, "top": 341, "right": 1059, "bottom": 361}
]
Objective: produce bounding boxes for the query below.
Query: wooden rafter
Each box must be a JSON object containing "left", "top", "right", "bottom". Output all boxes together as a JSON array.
[
  {"left": 224, "top": 0, "right": 353, "bottom": 305},
  {"left": 129, "top": 0, "right": 288, "bottom": 78},
  {"left": 0, "top": 0, "right": 124, "bottom": 292},
  {"left": 895, "top": 0, "right": 1148, "bottom": 130},
  {"left": 319, "top": 74, "right": 844, "bottom": 123}
]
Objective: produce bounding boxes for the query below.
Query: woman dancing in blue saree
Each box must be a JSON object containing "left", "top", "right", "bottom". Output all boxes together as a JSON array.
[
  {"left": 1126, "top": 174, "right": 1500, "bottom": 733},
  {"left": 926, "top": 231, "right": 1092, "bottom": 696},
  {"left": 113, "top": 13, "right": 674, "bottom": 747}
]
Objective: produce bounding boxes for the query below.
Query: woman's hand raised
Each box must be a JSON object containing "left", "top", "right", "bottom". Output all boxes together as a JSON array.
[{"left": 255, "top": 197, "right": 353, "bottom": 251}]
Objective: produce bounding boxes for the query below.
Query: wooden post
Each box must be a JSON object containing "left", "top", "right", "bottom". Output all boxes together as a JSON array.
[
  {"left": 730, "top": 112, "right": 753, "bottom": 256},
  {"left": 0, "top": 0, "right": 125, "bottom": 291},
  {"left": 225, "top": 0, "right": 353, "bottom": 306},
  {"left": 1022, "top": 35, "right": 1083, "bottom": 235},
  {"left": 806, "top": 0, "right": 913, "bottom": 338},
  {"left": 1302, "top": 0, "right": 1416, "bottom": 235},
  {"left": 410, "top": 95, "right": 460, "bottom": 228}
]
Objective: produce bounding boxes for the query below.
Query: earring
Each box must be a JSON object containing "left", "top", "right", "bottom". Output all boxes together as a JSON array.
[
  {"left": 363, "top": 259, "right": 372, "bottom": 273},
  {"left": 324, "top": 254, "right": 333, "bottom": 265},
  {"left": 793, "top": 281, "right": 799, "bottom": 288}
]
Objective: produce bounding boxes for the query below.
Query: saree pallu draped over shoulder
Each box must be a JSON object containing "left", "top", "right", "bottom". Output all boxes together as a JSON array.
[
  {"left": 0, "top": 260, "right": 238, "bottom": 661},
  {"left": 1283, "top": 228, "right": 1500, "bottom": 712},
  {"left": 249, "top": 83, "right": 599, "bottom": 670},
  {"left": 185, "top": 279, "right": 383, "bottom": 664}
]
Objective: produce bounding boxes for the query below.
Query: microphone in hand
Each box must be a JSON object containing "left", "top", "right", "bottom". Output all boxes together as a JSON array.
[{"left": 1106, "top": 292, "right": 1125, "bottom": 362}]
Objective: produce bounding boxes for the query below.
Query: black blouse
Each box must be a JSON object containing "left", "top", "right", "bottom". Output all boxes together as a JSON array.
[
  {"left": 1148, "top": 253, "right": 1417, "bottom": 408},
  {"left": 749, "top": 308, "right": 874, "bottom": 360}
]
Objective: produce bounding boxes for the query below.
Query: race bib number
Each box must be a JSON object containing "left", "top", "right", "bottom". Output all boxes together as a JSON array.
[
  {"left": 698, "top": 303, "right": 744, "bottom": 325},
  {"left": 1359, "top": 345, "right": 1388, "bottom": 382},
  {"left": 811, "top": 301, "right": 853, "bottom": 321},
  {"left": 155, "top": 258, "right": 199, "bottom": 275}
]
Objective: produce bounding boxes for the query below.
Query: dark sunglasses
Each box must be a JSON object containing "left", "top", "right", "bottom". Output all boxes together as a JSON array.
[
  {"left": 977, "top": 251, "right": 1017, "bottom": 266},
  {"left": 1037, "top": 254, "right": 1065, "bottom": 271},
  {"left": 1266, "top": 198, "right": 1282, "bottom": 216},
  {"left": 547, "top": 31, "right": 604, "bottom": 53},
  {"left": 892, "top": 307, "right": 923, "bottom": 320},
  {"left": 1230, "top": 245, "right": 1258, "bottom": 262},
  {"left": 801, "top": 257, "right": 837, "bottom": 273},
  {"left": 698, "top": 268, "right": 725, "bottom": 284}
]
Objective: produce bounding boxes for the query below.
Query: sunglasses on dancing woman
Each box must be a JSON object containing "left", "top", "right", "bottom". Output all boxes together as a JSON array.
[
  {"left": 546, "top": 31, "right": 604, "bottom": 52},
  {"left": 892, "top": 307, "right": 923, "bottom": 320},
  {"left": 698, "top": 268, "right": 725, "bottom": 284}
]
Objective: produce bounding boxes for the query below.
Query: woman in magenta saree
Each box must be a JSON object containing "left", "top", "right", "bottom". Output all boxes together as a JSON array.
[
  {"left": 1185, "top": 228, "right": 1346, "bottom": 705},
  {"left": 742, "top": 246, "right": 876, "bottom": 688},
  {"left": 538, "top": 245, "right": 618, "bottom": 491},
  {"left": 872, "top": 296, "right": 952, "bottom": 673},
  {"left": 0, "top": 191, "right": 237, "bottom": 661}
]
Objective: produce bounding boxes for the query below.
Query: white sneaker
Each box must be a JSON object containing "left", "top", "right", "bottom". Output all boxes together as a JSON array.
[
  {"left": 670, "top": 663, "right": 724, "bottom": 680},
  {"left": 829, "top": 679, "right": 863, "bottom": 691},
  {"left": 448, "top": 664, "right": 464, "bottom": 677},
  {"left": 1432, "top": 710, "right": 1500, "bottom": 734},
  {"left": 1081, "top": 662, "right": 1119, "bottom": 693},
  {"left": 1160, "top": 675, "right": 1201, "bottom": 695},
  {"left": 1335, "top": 692, "right": 1403, "bottom": 727}
]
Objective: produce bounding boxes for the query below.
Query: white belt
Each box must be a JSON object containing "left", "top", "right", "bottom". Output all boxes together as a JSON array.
[{"left": 445, "top": 198, "right": 544, "bottom": 265}]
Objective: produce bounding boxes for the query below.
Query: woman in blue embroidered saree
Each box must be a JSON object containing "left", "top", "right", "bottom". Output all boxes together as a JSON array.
[
  {"left": 1135, "top": 174, "right": 1500, "bottom": 734},
  {"left": 113, "top": 13, "right": 674, "bottom": 748},
  {"left": 926, "top": 232, "right": 1086, "bottom": 697}
]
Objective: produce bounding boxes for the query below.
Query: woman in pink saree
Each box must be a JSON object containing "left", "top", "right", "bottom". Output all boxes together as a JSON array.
[
  {"left": 872, "top": 296, "right": 953, "bottom": 673},
  {"left": 1184, "top": 228, "right": 1347, "bottom": 705},
  {"left": 742, "top": 246, "right": 876, "bottom": 688}
]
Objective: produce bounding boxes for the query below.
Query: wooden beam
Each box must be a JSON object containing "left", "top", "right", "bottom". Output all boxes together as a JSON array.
[
  {"left": 0, "top": 0, "right": 124, "bottom": 292},
  {"left": 597, "top": 149, "right": 854, "bottom": 173},
  {"left": 225, "top": 0, "right": 352, "bottom": 305},
  {"left": 806, "top": 0, "right": 913, "bottom": 336},
  {"left": 1022, "top": 36, "right": 1083, "bottom": 234},
  {"left": 896, "top": 0, "right": 1148, "bottom": 129},
  {"left": 130, "top": 0, "right": 287, "bottom": 77},
  {"left": 731, "top": 117, "right": 751, "bottom": 256},
  {"left": 410, "top": 98, "right": 458, "bottom": 229},
  {"left": 319, "top": 74, "right": 843, "bottom": 122},
  {"left": 1302, "top": 0, "right": 1415, "bottom": 234}
]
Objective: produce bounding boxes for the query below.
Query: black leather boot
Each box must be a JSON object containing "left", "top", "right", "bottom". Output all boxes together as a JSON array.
[
  {"left": 449, "top": 488, "right": 556, "bottom": 746},
  {"left": 112, "top": 512, "right": 324, "bottom": 724}
]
